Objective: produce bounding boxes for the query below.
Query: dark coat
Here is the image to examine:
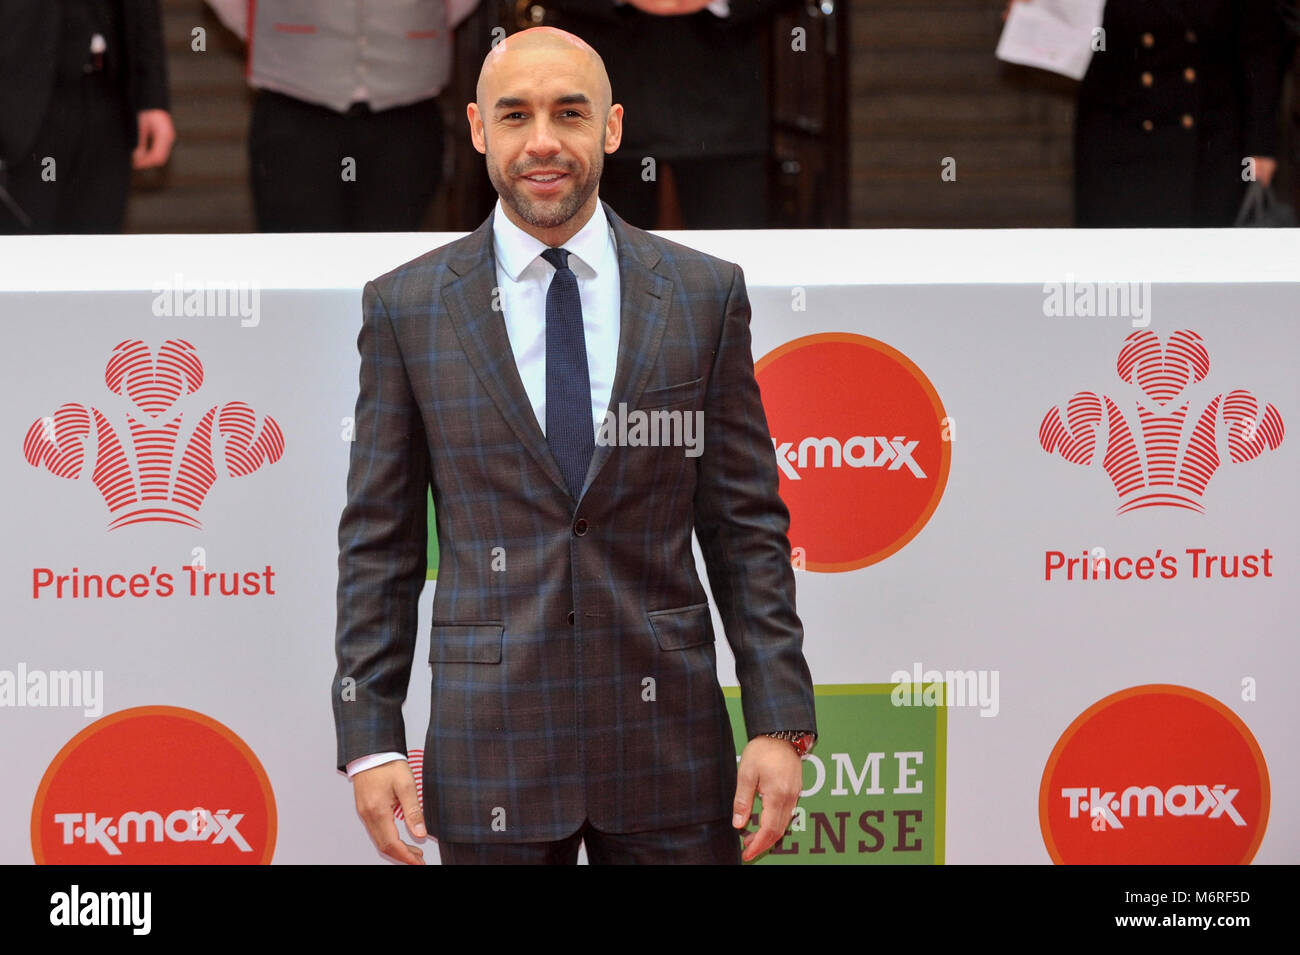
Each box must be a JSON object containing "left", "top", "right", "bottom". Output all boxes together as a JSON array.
[
  {"left": 0, "top": 0, "right": 169, "bottom": 167},
  {"left": 533, "top": 0, "right": 800, "bottom": 160},
  {"left": 1074, "top": 0, "right": 1286, "bottom": 226}
]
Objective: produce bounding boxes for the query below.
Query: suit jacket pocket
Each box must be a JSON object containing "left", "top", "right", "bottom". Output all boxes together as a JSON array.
[
  {"left": 638, "top": 376, "right": 703, "bottom": 410},
  {"left": 428, "top": 623, "right": 504, "bottom": 663},
  {"left": 647, "top": 603, "right": 715, "bottom": 651}
]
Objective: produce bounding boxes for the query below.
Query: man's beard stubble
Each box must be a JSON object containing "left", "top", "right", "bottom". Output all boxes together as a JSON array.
[{"left": 485, "top": 136, "right": 604, "bottom": 230}]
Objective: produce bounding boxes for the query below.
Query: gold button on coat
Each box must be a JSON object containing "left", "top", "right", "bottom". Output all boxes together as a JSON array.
[
  {"left": 1141, "top": 72, "right": 1154, "bottom": 87},
  {"left": 1142, "top": 119, "right": 1154, "bottom": 132},
  {"left": 1181, "top": 114, "right": 1195, "bottom": 129},
  {"left": 1184, "top": 67, "right": 1196, "bottom": 83},
  {"left": 1142, "top": 32, "right": 1155, "bottom": 48}
]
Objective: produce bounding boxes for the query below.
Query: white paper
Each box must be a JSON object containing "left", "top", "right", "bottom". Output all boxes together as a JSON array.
[{"left": 995, "top": 0, "right": 1107, "bottom": 81}]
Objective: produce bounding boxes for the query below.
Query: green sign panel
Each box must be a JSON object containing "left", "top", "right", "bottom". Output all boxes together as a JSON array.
[{"left": 725, "top": 683, "right": 947, "bottom": 864}]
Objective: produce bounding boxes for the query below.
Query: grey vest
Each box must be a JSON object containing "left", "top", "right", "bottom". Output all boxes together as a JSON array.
[{"left": 249, "top": 0, "right": 450, "bottom": 112}]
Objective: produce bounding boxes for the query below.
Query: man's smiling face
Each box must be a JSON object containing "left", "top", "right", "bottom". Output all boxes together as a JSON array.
[{"left": 469, "top": 30, "right": 623, "bottom": 245}]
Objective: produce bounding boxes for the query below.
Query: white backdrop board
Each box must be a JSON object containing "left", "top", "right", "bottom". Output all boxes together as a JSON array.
[{"left": 1, "top": 229, "right": 1295, "bottom": 865}]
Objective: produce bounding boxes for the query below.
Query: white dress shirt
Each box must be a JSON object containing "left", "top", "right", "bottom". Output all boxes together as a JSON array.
[
  {"left": 490, "top": 197, "right": 622, "bottom": 439},
  {"left": 346, "top": 197, "right": 622, "bottom": 778}
]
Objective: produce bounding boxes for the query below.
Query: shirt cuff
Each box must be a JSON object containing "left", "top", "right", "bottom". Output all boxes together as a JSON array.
[{"left": 345, "top": 751, "right": 406, "bottom": 777}]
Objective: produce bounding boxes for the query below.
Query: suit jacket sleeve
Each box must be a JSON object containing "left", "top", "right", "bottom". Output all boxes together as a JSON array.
[
  {"left": 127, "top": 0, "right": 170, "bottom": 112},
  {"left": 332, "top": 280, "right": 431, "bottom": 771},
  {"left": 692, "top": 263, "right": 816, "bottom": 739}
]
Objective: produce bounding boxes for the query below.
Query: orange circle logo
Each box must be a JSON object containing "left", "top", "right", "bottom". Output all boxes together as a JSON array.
[
  {"left": 32, "top": 706, "right": 277, "bottom": 864},
  {"left": 1039, "top": 685, "right": 1270, "bottom": 864},
  {"left": 755, "top": 333, "right": 951, "bottom": 571}
]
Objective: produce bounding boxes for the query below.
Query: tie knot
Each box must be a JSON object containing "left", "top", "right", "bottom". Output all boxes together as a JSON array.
[{"left": 541, "top": 247, "right": 570, "bottom": 271}]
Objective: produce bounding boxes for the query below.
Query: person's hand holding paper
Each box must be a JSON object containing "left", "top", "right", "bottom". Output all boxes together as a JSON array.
[{"left": 997, "top": 0, "right": 1108, "bottom": 81}]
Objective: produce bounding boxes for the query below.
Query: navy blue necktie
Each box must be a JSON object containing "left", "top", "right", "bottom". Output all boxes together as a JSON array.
[{"left": 541, "top": 247, "right": 593, "bottom": 500}]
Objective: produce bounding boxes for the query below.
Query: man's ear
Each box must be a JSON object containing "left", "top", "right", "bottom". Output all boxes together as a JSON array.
[
  {"left": 467, "top": 102, "right": 487, "bottom": 155},
  {"left": 604, "top": 103, "right": 624, "bottom": 155}
]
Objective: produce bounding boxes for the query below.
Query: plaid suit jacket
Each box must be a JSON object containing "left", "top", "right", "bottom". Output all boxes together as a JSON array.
[{"left": 333, "top": 200, "right": 816, "bottom": 842}]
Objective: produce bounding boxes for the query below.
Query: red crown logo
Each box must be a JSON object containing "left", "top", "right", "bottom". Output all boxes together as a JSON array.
[
  {"left": 22, "top": 339, "right": 285, "bottom": 530},
  {"left": 1039, "top": 330, "right": 1284, "bottom": 514}
]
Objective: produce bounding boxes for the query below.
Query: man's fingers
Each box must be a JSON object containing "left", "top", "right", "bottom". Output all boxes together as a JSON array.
[
  {"left": 359, "top": 799, "right": 425, "bottom": 865},
  {"left": 133, "top": 134, "right": 162, "bottom": 169},
  {"left": 740, "top": 821, "right": 781, "bottom": 861},
  {"left": 734, "top": 737, "right": 805, "bottom": 858},
  {"left": 354, "top": 765, "right": 426, "bottom": 865},
  {"left": 394, "top": 773, "right": 427, "bottom": 839},
  {"left": 372, "top": 813, "right": 426, "bottom": 865},
  {"left": 132, "top": 112, "right": 175, "bottom": 169},
  {"left": 377, "top": 829, "right": 425, "bottom": 866},
  {"left": 741, "top": 817, "right": 787, "bottom": 861},
  {"left": 382, "top": 838, "right": 425, "bottom": 866},
  {"left": 742, "top": 792, "right": 796, "bottom": 862},
  {"left": 741, "top": 823, "right": 778, "bottom": 861},
  {"left": 732, "top": 762, "right": 758, "bottom": 828}
]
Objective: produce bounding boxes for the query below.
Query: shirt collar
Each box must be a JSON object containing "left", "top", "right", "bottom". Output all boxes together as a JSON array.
[{"left": 491, "top": 197, "right": 612, "bottom": 282}]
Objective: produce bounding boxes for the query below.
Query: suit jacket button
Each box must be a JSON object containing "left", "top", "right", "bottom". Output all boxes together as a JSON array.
[
  {"left": 573, "top": 518, "right": 588, "bottom": 536},
  {"left": 1181, "top": 114, "right": 1195, "bottom": 129},
  {"left": 567, "top": 610, "right": 575, "bottom": 625},
  {"left": 1140, "top": 71, "right": 1153, "bottom": 87},
  {"left": 1183, "top": 67, "right": 1196, "bottom": 83},
  {"left": 1142, "top": 119, "right": 1155, "bottom": 132},
  {"left": 1185, "top": 30, "right": 1197, "bottom": 43},
  {"left": 1141, "top": 32, "right": 1155, "bottom": 48}
]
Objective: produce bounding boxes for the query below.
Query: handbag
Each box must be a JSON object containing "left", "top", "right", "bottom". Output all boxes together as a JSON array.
[
  {"left": 0, "top": 159, "right": 34, "bottom": 230},
  {"left": 1234, "top": 181, "right": 1298, "bottom": 227}
]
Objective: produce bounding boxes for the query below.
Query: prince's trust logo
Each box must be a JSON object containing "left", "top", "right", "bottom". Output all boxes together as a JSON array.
[
  {"left": 22, "top": 339, "right": 284, "bottom": 530},
  {"left": 1039, "top": 330, "right": 1284, "bottom": 514}
]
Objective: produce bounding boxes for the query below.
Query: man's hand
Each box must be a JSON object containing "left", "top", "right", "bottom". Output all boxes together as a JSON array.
[
  {"left": 732, "top": 735, "right": 803, "bottom": 862},
  {"left": 1002, "top": 0, "right": 1030, "bottom": 21},
  {"left": 352, "top": 760, "right": 427, "bottom": 865},
  {"left": 1251, "top": 157, "right": 1278, "bottom": 188},
  {"left": 132, "top": 109, "right": 175, "bottom": 169}
]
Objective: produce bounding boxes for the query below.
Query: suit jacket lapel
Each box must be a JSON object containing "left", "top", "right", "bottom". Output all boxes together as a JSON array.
[
  {"left": 581, "top": 201, "right": 673, "bottom": 498},
  {"left": 441, "top": 210, "right": 572, "bottom": 499},
  {"left": 439, "top": 200, "right": 673, "bottom": 504}
]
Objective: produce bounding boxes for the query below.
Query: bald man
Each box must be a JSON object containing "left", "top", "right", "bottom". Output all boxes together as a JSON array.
[{"left": 332, "top": 28, "right": 816, "bottom": 865}]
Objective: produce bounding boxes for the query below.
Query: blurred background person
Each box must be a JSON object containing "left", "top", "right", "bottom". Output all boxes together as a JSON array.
[
  {"left": 0, "top": 0, "right": 174, "bottom": 234},
  {"left": 532, "top": 0, "right": 802, "bottom": 229},
  {"left": 1283, "top": 0, "right": 1300, "bottom": 211},
  {"left": 206, "top": 0, "right": 478, "bottom": 232},
  {"left": 1009, "top": 0, "right": 1287, "bottom": 227}
]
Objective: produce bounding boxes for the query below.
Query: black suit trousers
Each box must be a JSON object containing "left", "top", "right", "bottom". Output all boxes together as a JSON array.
[
  {"left": 437, "top": 815, "right": 742, "bottom": 865},
  {"left": 249, "top": 89, "right": 444, "bottom": 233},
  {"left": 599, "top": 153, "right": 769, "bottom": 230}
]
